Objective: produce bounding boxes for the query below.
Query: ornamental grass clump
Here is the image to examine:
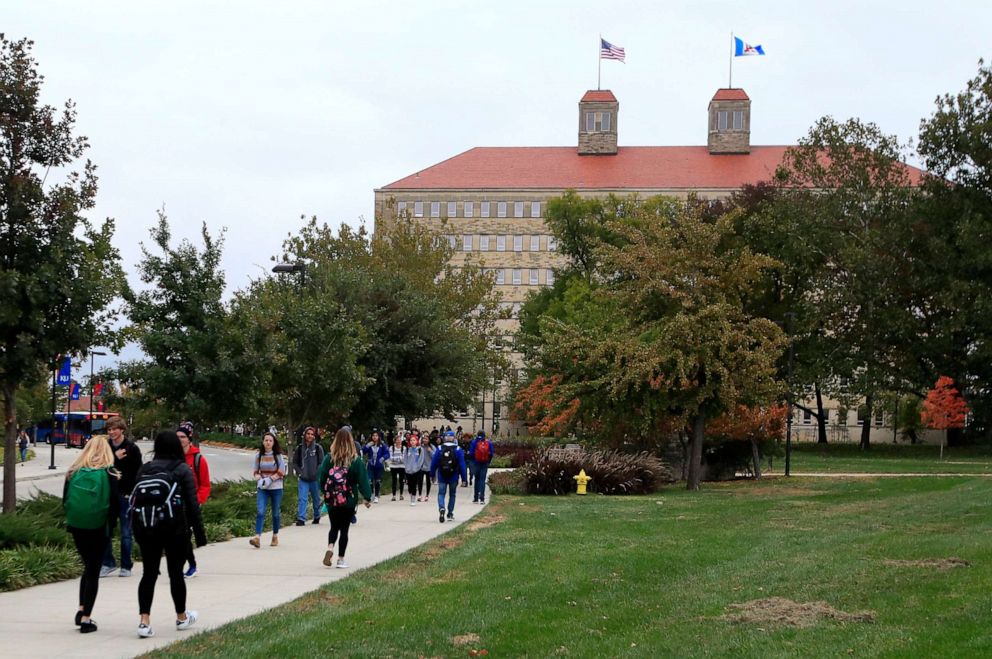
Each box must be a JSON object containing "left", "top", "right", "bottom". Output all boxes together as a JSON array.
[{"left": 520, "top": 448, "right": 675, "bottom": 495}]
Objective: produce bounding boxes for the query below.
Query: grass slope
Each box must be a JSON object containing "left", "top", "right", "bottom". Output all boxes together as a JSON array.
[{"left": 149, "top": 476, "right": 992, "bottom": 658}]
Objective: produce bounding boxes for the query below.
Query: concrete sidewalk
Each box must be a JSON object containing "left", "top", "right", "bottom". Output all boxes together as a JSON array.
[{"left": 0, "top": 486, "right": 489, "bottom": 658}]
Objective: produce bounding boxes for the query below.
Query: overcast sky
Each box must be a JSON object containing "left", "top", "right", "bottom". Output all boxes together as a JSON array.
[{"left": 6, "top": 1, "right": 991, "bottom": 302}]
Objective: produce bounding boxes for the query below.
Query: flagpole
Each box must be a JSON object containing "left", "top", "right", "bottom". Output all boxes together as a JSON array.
[
  {"left": 728, "top": 32, "right": 733, "bottom": 88},
  {"left": 597, "top": 34, "right": 601, "bottom": 90}
]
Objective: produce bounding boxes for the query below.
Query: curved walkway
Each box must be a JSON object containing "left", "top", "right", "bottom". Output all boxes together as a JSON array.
[{"left": 0, "top": 485, "right": 488, "bottom": 658}]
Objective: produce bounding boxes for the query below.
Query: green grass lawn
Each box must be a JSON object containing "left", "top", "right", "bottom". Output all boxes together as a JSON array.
[
  {"left": 780, "top": 443, "right": 992, "bottom": 474},
  {"left": 149, "top": 475, "right": 992, "bottom": 658}
]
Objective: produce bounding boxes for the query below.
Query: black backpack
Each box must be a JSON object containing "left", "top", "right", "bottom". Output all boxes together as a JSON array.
[
  {"left": 439, "top": 444, "right": 458, "bottom": 479},
  {"left": 130, "top": 461, "right": 186, "bottom": 539}
]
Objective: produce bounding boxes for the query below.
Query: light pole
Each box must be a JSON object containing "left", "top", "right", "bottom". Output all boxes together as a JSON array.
[{"left": 88, "top": 350, "right": 107, "bottom": 445}]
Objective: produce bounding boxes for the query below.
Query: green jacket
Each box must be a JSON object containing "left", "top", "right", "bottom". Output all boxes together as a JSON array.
[{"left": 317, "top": 454, "right": 372, "bottom": 509}]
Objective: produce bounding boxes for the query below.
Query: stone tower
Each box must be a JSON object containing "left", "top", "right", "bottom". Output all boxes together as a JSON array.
[
  {"left": 578, "top": 90, "right": 618, "bottom": 155},
  {"left": 707, "top": 88, "right": 751, "bottom": 154}
]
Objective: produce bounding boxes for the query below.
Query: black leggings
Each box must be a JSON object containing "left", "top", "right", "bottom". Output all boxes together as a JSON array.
[
  {"left": 137, "top": 533, "right": 188, "bottom": 615},
  {"left": 71, "top": 528, "right": 110, "bottom": 617},
  {"left": 391, "top": 468, "right": 405, "bottom": 495},
  {"left": 421, "top": 473, "right": 432, "bottom": 497},
  {"left": 407, "top": 472, "right": 422, "bottom": 497},
  {"left": 327, "top": 506, "right": 355, "bottom": 557},
  {"left": 185, "top": 531, "right": 196, "bottom": 569}
]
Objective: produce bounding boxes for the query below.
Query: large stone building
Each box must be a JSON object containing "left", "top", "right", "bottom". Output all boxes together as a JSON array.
[{"left": 374, "top": 88, "right": 929, "bottom": 443}]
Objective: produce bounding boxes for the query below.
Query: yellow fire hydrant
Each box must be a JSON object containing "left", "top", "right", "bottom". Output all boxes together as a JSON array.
[{"left": 573, "top": 469, "right": 591, "bottom": 495}]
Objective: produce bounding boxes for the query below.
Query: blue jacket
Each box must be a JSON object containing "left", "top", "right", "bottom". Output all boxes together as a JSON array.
[
  {"left": 430, "top": 441, "right": 467, "bottom": 484},
  {"left": 363, "top": 443, "right": 390, "bottom": 472},
  {"left": 467, "top": 437, "right": 494, "bottom": 465}
]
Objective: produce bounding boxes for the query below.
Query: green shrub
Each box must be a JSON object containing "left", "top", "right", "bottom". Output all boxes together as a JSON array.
[
  {"left": 520, "top": 448, "right": 675, "bottom": 495},
  {"left": 489, "top": 455, "right": 513, "bottom": 468},
  {"left": 0, "top": 545, "right": 81, "bottom": 592},
  {"left": 487, "top": 469, "right": 526, "bottom": 495}
]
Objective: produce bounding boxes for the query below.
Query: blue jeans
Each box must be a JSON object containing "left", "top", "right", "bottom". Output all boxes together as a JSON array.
[
  {"left": 102, "top": 494, "right": 133, "bottom": 570},
  {"left": 255, "top": 488, "right": 283, "bottom": 535},
  {"left": 472, "top": 463, "right": 490, "bottom": 501},
  {"left": 437, "top": 479, "right": 459, "bottom": 515},
  {"left": 297, "top": 479, "right": 321, "bottom": 521},
  {"left": 19, "top": 447, "right": 27, "bottom": 462}
]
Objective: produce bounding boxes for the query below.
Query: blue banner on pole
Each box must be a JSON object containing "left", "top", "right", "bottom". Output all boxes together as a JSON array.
[
  {"left": 70, "top": 382, "right": 81, "bottom": 400},
  {"left": 58, "top": 357, "right": 72, "bottom": 386}
]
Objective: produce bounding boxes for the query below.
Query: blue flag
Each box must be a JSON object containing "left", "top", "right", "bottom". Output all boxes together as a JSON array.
[
  {"left": 734, "top": 36, "right": 765, "bottom": 57},
  {"left": 70, "top": 381, "right": 81, "bottom": 400},
  {"left": 58, "top": 356, "right": 72, "bottom": 386}
]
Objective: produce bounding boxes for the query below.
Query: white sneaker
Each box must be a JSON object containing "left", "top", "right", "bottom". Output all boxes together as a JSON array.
[
  {"left": 119, "top": 568, "right": 132, "bottom": 577},
  {"left": 176, "top": 610, "right": 198, "bottom": 630},
  {"left": 99, "top": 565, "right": 116, "bottom": 578},
  {"left": 373, "top": 496, "right": 379, "bottom": 503},
  {"left": 137, "top": 623, "right": 154, "bottom": 638},
  {"left": 336, "top": 559, "right": 349, "bottom": 569},
  {"left": 410, "top": 500, "right": 416, "bottom": 506}
]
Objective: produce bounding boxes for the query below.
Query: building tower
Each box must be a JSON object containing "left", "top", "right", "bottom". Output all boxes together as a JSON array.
[
  {"left": 578, "top": 90, "right": 618, "bottom": 155},
  {"left": 707, "top": 88, "right": 751, "bottom": 154}
]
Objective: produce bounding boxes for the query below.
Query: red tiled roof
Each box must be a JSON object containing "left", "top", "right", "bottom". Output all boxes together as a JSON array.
[
  {"left": 580, "top": 90, "right": 617, "bottom": 102},
  {"left": 711, "top": 88, "right": 750, "bottom": 101}
]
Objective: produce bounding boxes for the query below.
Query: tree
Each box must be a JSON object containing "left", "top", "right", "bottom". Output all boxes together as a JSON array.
[
  {"left": 1, "top": 36, "right": 125, "bottom": 513},
  {"left": 921, "top": 376, "right": 969, "bottom": 431},
  {"left": 707, "top": 404, "right": 787, "bottom": 478}
]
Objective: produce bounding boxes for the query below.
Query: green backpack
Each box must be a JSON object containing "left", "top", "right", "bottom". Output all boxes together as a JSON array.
[{"left": 65, "top": 467, "right": 110, "bottom": 530}]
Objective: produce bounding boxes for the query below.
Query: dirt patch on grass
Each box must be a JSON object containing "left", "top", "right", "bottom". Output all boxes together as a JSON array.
[
  {"left": 451, "top": 633, "right": 480, "bottom": 646},
  {"left": 721, "top": 597, "right": 875, "bottom": 628},
  {"left": 423, "top": 536, "right": 465, "bottom": 560},
  {"left": 286, "top": 589, "right": 345, "bottom": 612},
  {"left": 884, "top": 557, "right": 970, "bottom": 569},
  {"left": 466, "top": 513, "right": 506, "bottom": 531}
]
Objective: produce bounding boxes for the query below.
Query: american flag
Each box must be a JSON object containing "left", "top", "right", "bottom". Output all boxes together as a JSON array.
[{"left": 600, "top": 38, "right": 625, "bottom": 62}]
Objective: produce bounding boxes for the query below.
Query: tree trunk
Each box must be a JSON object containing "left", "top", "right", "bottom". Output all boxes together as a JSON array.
[
  {"left": 686, "top": 415, "right": 705, "bottom": 491},
  {"left": 677, "top": 429, "right": 688, "bottom": 482},
  {"left": 3, "top": 385, "right": 17, "bottom": 514},
  {"left": 815, "top": 383, "right": 828, "bottom": 444},
  {"left": 859, "top": 393, "right": 873, "bottom": 451},
  {"left": 749, "top": 437, "right": 762, "bottom": 479}
]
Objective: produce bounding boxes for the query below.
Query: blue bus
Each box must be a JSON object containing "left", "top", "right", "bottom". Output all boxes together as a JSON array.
[{"left": 31, "top": 411, "right": 120, "bottom": 448}]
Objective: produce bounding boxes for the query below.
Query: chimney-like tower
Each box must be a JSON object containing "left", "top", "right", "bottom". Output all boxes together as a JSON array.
[
  {"left": 578, "top": 90, "right": 618, "bottom": 155},
  {"left": 707, "top": 88, "right": 751, "bottom": 154}
]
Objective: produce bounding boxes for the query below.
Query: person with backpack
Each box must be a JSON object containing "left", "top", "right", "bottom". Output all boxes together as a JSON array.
[
  {"left": 250, "top": 432, "right": 287, "bottom": 548},
  {"left": 294, "top": 426, "right": 325, "bottom": 525},
  {"left": 318, "top": 426, "right": 372, "bottom": 569},
  {"left": 63, "top": 435, "right": 121, "bottom": 633},
  {"left": 387, "top": 433, "right": 406, "bottom": 501},
  {"left": 177, "top": 422, "right": 210, "bottom": 578},
  {"left": 430, "top": 430, "right": 468, "bottom": 523},
  {"left": 468, "top": 430, "right": 494, "bottom": 504},
  {"left": 403, "top": 432, "right": 426, "bottom": 506},
  {"left": 100, "top": 417, "right": 142, "bottom": 578},
  {"left": 362, "top": 430, "right": 389, "bottom": 504},
  {"left": 132, "top": 430, "right": 206, "bottom": 639}
]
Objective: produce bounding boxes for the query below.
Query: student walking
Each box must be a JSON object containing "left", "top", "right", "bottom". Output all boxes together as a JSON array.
[
  {"left": 362, "top": 430, "right": 389, "bottom": 503},
  {"left": 177, "top": 422, "right": 210, "bottom": 578},
  {"left": 100, "top": 417, "right": 142, "bottom": 578},
  {"left": 403, "top": 433, "right": 426, "bottom": 506},
  {"left": 468, "top": 430, "right": 494, "bottom": 504},
  {"left": 430, "top": 430, "right": 467, "bottom": 523},
  {"left": 420, "top": 440, "right": 435, "bottom": 501},
  {"left": 131, "top": 431, "right": 206, "bottom": 639},
  {"left": 63, "top": 436, "right": 121, "bottom": 633},
  {"left": 294, "top": 427, "right": 325, "bottom": 525},
  {"left": 18, "top": 429, "right": 29, "bottom": 462},
  {"left": 388, "top": 434, "right": 406, "bottom": 500},
  {"left": 318, "top": 427, "right": 372, "bottom": 569},
  {"left": 250, "top": 432, "right": 287, "bottom": 548}
]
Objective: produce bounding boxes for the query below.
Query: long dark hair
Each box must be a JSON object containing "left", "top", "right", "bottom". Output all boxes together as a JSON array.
[
  {"left": 258, "top": 432, "right": 283, "bottom": 458},
  {"left": 153, "top": 431, "right": 184, "bottom": 461}
]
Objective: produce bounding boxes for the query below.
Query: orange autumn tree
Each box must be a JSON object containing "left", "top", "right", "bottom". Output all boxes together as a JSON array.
[
  {"left": 707, "top": 404, "right": 787, "bottom": 478},
  {"left": 921, "top": 376, "right": 969, "bottom": 431},
  {"left": 511, "top": 374, "right": 581, "bottom": 437}
]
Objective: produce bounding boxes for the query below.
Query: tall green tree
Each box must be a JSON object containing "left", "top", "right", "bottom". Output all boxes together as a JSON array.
[{"left": 1, "top": 36, "right": 125, "bottom": 513}]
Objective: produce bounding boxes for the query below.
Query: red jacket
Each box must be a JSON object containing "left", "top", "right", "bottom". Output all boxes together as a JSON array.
[{"left": 184, "top": 444, "right": 211, "bottom": 504}]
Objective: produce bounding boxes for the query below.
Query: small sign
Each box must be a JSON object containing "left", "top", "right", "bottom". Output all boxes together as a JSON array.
[{"left": 57, "top": 357, "right": 72, "bottom": 386}]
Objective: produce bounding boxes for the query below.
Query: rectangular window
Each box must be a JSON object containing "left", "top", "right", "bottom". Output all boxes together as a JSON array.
[
  {"left": 431, "top": 202, "right": 440, "bottom": 218},
  {"left": 481, "top": 201, "right": 490, "bottom": 218},
  {"left": 497, "top": 202, "right": 507, "bottom": 218},
  {"left": 717, "top": 111, "right": 728, "bottom": 131},
  {"left": 530, "top": 201, "right": 541, "bottom": 218},
  {"left": 480, "top": 235, "right": 490, "bottom": 251},
  {"left": 462, "top": 235, "right": 472, "bottom": 251},
  {"left": 512, "top": 269, "right": 522, "bottom": 285},
  {"left": 448, "top": 235, "right": 456, "bottom": 249},
  {"left": 464, "top": 201, "right": 474, "bottom": 218},
  {"left": 448, "top": 201, "right": 457, "bottom": 218},
  {"left": 586, "top": 111, "right": 611, "bottom": 131},
  {"left": 528, "top": 269, "right": 539, "bottom": 285},
  {"left": 546, "top": 269, "right": 555, "bottom": 286},
  {"left": 513, "top": 235, "right": 522, "bottom": 252},
  {"left": 803, "top": 410, "right": 812, "bottom": 424},
  {"left": 530, "top": 235, "right": 540, "bottom": 251},
  {"left": 733, "top": 110, "right": 744, "bottom": 130},
  {"left": 495, "top": 269, "right": 505, "bottom": 285},
  {"left": 548, "top": 236, "right": 558, "bottom": 252},
  {"left": 414, "top": 201, "right": 424, "bottom": 217},
  {"left": 514, "top": 201, "right": 524, "bottom": 218},
  {"left": 496, "top": 235, "right": 506, "bottom": 252},
  {"left": 397, "top": 201, "right": 407, "bottom": 216},
  {"left": 874, "top": 411, "right": 884, "bottom": 427}
]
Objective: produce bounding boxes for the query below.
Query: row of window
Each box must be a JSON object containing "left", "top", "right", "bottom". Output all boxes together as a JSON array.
[
  {"left": 716, "top": 110, "right": 745, "bottom": 131},
  {"left": 399, "top": 200, "right": 543, "bottom": 219},
  {"left": 482, "top": 268, "right": 556, "bottom": 287},
  {"left": 800, "top": 409, "right": 886, "bottom": 427},
  {"left": 444, "top": 234, "right": 558, "bottom": 252}
]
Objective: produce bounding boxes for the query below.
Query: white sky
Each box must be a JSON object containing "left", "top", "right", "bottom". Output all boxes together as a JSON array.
[{"left": 6, "top": 0, "right": 991, "bottom": 300}]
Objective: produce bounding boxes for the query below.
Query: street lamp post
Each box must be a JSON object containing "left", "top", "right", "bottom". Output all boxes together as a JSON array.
[
  {"left": 89, "top": 350, "right": 107, "bottom": 445},
  {"left": 49, "top": 357, "right": 58, "bottom": 470}
]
